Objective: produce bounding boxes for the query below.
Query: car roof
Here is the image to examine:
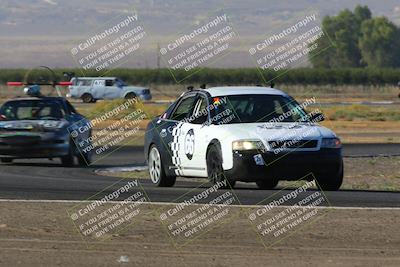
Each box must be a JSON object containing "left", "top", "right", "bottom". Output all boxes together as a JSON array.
[
  {"left": 202, "top": 86, "right": 287, "bottom": 97},
  {"left": 73, "top": 77, "right": 116, "bottom": 80}
]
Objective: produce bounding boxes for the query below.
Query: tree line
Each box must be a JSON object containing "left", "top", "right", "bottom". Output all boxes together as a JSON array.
[
  {"left": 0, "top": 68, "right": 399, "bottom": 86},
  {"left": 310, "top": 5, "right": 400, "bottom": 68}
]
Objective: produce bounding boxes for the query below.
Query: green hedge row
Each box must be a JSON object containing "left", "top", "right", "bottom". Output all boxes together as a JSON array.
[{"left": 0, "top": 68, "right": 399, "bottom": 85}]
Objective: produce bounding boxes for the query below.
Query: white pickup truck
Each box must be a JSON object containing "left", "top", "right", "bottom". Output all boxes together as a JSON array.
[{"left": 67, "top": 77, "right": 152, "bottom": 103}]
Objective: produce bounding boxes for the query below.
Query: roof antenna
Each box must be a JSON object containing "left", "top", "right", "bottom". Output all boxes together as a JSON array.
[
  {"left": 270, "top": 82, "right": 275, "bottom": 88},
  {"left": 200, "top": 84, "right": 206, "bottom": 89}
]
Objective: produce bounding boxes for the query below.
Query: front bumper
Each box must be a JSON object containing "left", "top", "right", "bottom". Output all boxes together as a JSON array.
[
  {"left": 226, "top": 148, "right": 343, "bottom": 182},
  {"left": 0, "top": 133, "right": 70, "bottom": 159},
  {"left": 139, "top": 94, "right": 152, "bottom": 101},
  {"left": 0, "top": 143, "right": 70, "bottom": 159}
]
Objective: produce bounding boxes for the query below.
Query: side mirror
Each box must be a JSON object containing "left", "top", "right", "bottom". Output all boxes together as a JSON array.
[{"left": 309, "top": 112, "right": 325, "bottom": 122}]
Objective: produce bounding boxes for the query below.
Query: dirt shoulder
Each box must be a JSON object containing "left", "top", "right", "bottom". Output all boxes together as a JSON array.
[{"left": 0, "top": 201, "right": 399, "bottom": 267}]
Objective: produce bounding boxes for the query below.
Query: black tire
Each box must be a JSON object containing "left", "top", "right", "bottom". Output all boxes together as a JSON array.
[
  {"left": 61, "top": 143, "right": 74, "bottom": 167},
  {"left": 1, "top": 158, "right": 13, "bottom": 163},
  {"left": 124, "top": 92, "right": 137, "bottom": 100},
  {"left": 81, "top": 93, "right": 94, "bottom": 103},
  {"left": 315, "top": 162, "right": 344, "bottom": 191},
  {"left": 77, "top": 150, "right": 92, "bottom": 166},
  {"left": 206, "top": 144, "right": 236, "bottom": 189},
  {"left": 148, "top": 145, "right": 176, "bottom": 187},
  {"left": 256, "top": 179, "right": 279, "bottom": 190}
]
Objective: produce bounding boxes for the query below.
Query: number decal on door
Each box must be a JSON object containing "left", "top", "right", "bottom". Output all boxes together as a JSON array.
[{"left": 184, "top": 129, "right": 195, "bottom": 160}]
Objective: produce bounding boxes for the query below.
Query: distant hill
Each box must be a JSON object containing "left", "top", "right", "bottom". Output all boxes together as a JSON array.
[{"left": 0, "top": 0, "right": 399, "bottom": 68}]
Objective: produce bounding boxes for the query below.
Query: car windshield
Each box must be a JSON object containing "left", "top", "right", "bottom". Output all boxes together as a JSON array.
[
  {"left": 115, "top": 79, "right": 126, "bottom": 87},
  {"left": 0, "top": 100, "right": 65, "bottom": 121},
  {"left": 210, "top": 94, "right": 309, "bottom": 124}
]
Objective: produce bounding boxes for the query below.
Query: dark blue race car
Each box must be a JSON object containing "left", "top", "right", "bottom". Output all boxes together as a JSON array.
[{"left": 0, "top": 96, "right": 92, "bottom": 166}]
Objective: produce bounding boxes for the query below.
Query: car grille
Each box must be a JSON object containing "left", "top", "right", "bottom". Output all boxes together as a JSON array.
[
  {"left": 268, "top": 140, "right": 318, "bottom": 149},
  {"left": 0, "top": 135, "right": 41, "bottom": 145}
]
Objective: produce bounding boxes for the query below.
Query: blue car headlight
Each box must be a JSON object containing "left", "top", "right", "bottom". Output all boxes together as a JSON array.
[{"left": 321, "top": 138, "right": 341, "bottom": 148}]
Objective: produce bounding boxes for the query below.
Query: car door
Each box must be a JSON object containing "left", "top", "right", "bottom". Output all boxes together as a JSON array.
[
  {"left": 72, "top": 79, "right": 91, "bottom": 98},
  {"left": 103, "top": 79, "right": 121, "bottom": 99},
  {"left": 155, "top": 93, "right": 197, "bottom": 176},
  {"left": 91, "top": 79, "right": 106, "bottom": 99},
  {"left": 177, "top": 94, "right": 210, "bottom": 177}
]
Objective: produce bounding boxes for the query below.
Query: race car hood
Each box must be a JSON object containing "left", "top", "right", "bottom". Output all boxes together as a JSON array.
[{"left": 211, "top": 122, "right": 337, "bottom": 149}]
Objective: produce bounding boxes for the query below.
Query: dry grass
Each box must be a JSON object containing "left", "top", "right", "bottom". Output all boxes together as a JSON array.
[
  {"left": 319, "top": 105, "right": 400, "bottom": 121},
  {"left": 321, "top": 121, "right": 400, "bottom": 143}
]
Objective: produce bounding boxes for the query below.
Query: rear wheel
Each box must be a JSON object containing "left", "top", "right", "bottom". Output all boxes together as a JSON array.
[
  {"left": 148, "top": 145, "right": 176, "bottom": 187},
  {"left": 81, "top": 93, "right": 94, "bottom": 103},
  {"left": 1, "top": 158, "right": 13, "bottom": 163},
  {"left": 256, "top": 179, "right": 279, "bottom": 190},
  {"left": 206, "top": 144, "right": 236, "bottom": 189}
]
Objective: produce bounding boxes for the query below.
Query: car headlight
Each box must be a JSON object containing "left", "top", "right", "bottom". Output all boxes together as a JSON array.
[
  {"left": 232, "top": 140, "right": 265, "bottom": 151},
  {"left": 321, "top": 138, "right": 341, "bottom": 148}
]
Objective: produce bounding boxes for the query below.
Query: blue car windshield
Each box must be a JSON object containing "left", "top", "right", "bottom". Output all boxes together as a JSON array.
[{"left": 0, "top": 100, "right": 65, "bottom": 121}]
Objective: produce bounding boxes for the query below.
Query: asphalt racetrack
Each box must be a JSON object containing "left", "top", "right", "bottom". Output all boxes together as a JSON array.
[{"left": 0, "top": 144, "right": 399, "bottom": 207}]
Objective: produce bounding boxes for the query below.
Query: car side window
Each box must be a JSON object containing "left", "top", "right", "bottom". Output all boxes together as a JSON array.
[
  {"left": 105, "top": 80, "right": 114, "bottom": 86},
  {"left": 191, "top": 96, "right": 208, "bottom": 124},
  {"left": 170, "top": 95, "right": 197, "bottom": 121},
  {"left": 115, "top": 79, "right": 125, "bottom": 87},
  {"left": 77, "top": 79, "right": 91, "bottom": 86}
]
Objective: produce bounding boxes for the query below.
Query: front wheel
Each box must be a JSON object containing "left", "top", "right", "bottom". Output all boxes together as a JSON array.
[
  {"left": 206, "top": 144, "right": 236, "bottom": 189},
  {"left": 61, "top": 142, "right": 75, "bottom": 167},
  {"left": 60, "top": 153, "right": 74, "bottom": 167},
  {"left": 148, "top": 145, "right": 176, "bottom": 187},
  {"left": 315, "top": 162, "right": 343, "bottom": 191},
  {"left": 124, "top": 93, "right": 137, "bottom": 100}
]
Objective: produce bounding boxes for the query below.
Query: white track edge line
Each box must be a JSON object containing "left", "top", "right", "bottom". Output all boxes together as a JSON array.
[{"left": 0, "top": 199, "right": 399, "bottom": 210}]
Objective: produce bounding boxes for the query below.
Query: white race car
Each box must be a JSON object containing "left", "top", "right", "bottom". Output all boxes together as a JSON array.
[{"left": 144, "top": 86, "right": 343, "bottom": 191}]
